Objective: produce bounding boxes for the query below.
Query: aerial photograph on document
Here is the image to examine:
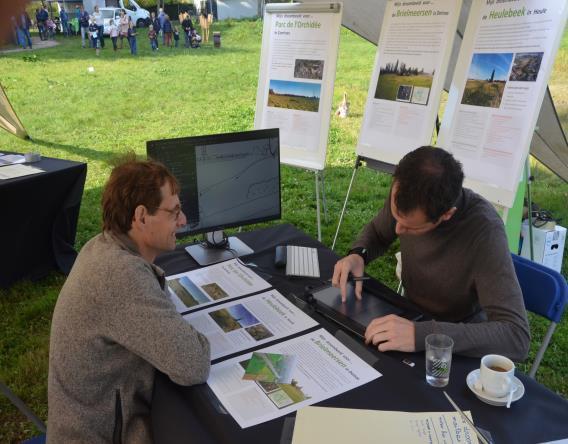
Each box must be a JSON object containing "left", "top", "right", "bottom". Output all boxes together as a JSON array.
[
  {"left": 509, "top": 52, "right": 544, "bottom": 82},
  {"left": 239, "top": 359, "right": 311, "bottom": 408},
  {"left": 242, "top": 352, "right": 297, "bottom": 383},
  {"left": 201, "top": 282, "right": 229, "bottom": 300},
  {"left": 461, "top": 52, "right": 513, "bottom": 108},
  {"left": 268, "top": 79, "right": 321, "bottom": 112},
  {"left": 245, "top": 323, "right": 274, "bottom": 341},
  {"left": 294, "top": 59, "right": 324, "bottom": 80},
  {"left": 209, "top": 304, "right": 263, "bottom": 333},
  {"left": 168, "top": 277, "right": 210, "bottom": 308},
  {"left": 374, "top": 54, "right": 434, "bottom": 105}
]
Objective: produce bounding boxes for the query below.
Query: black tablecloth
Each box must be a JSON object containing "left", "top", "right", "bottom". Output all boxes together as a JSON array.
[
  {"left": 0, "top": 155, "right": 87, "bottom": 288},
  {"left": 152, "top": 224, "right": 568, "bottom": 444}
]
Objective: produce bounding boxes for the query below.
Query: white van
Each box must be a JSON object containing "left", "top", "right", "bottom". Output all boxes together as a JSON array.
[
  {"left": 119, "top": 0, "right": 151, "bottom": 28},
  {"left": 100, "top": 4, "right": 150, "bottom": 35}
]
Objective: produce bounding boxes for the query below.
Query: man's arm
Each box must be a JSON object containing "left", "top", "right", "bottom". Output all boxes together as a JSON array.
[
  {"left": 102, "top": 260, "right": 211, "bottom": 386},
  {"left": 413, "top": 225, "right": 530, "bottom": 361}
]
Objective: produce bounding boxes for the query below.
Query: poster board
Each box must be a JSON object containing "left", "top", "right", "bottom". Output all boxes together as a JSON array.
[
  {"left": 437, "top": 0, "right": 568, "bottom": 207},
  {"left": 254, "top": 3, "right": 343, "bottom": 171},
  {"left": 356, "top": 0, "right": 461, "bottom": 166}
]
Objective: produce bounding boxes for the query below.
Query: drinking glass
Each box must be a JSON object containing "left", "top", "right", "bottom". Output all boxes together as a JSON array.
[{"left": 425, "top": 334, "right": 454, "bottom": 387}]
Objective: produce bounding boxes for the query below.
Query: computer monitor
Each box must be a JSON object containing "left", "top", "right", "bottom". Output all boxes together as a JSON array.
[{"left": 147, "top": 128, "right": 281, "bottom": 265}]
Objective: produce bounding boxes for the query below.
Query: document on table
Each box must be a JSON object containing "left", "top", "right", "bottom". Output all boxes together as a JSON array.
[
  {"left": 183, "top": 290, "right": 318, "bottom": 360},
  {"left": 166, "top": 259, "right": 271, "bottom": 313},
  {"left": 0, "top": 154, "right": 25, "bottom": 165},
  {"left": 207, "top": 328, "right": 382, "bottom": 428},
  {"left": 0, "top": 164, "right": 44, "bottom": 180},
  {"left": 292, "top": 406, "right": 480, "bottom": 444}
]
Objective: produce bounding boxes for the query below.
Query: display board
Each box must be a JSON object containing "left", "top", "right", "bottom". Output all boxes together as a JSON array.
[
  {"left": 254, "top": 3, "right": 342, "bottom": 171},
  {"left": 438, "top": 0, "right": 568, "bottom": 207},
  {"left": 356, "top": 0, "right": 461, "bottom": 166}
]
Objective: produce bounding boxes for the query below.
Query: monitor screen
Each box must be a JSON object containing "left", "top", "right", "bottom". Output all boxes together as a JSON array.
[{"left": 147, "top": 128, "right": 281, "bottom": 236}]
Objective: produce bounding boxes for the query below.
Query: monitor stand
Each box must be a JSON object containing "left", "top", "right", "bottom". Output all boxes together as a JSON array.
[{"left": 185, "top": 236, "right": 254, "bottom": 266}]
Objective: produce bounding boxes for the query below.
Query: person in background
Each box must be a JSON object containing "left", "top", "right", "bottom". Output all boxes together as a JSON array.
[
  {"left": 181, "top": 12, "right": 194, "bottom": 48},
  {"left": 47, "top": 158, "right": 210, "bottom": 443},
  {"left": 20, "top": 11, "right": 33, "bottom": 49},
  {"left": 45, "top": 16, "right": 56, "bottom": 39},
  {"left": 92, "top": 5, "right": 104, "bottom": 49},
  {"left": 118, "top": 9, "right": 129, "bottom": 49},
  {"left": 88, "top": 17, "right": 100, "bottom": 56},
  {"left": 162, "top": 14, "right": 172, "bottom": 47},
  {"left": 78, "top": 5, "right": 90, "bottom": 48},
  {"left": 60, "top": 6, "right": 69, "bottom": 36},
  {"left": 158, "top": 7, "right": 166, "bottom": 45},
  {"left": 199, "top": 9, "right": 210, "bottom": 43},
  {"left": 36, "top": 7, "right": 47, "bottom": 41},
  {"left": 127, "top": 18, "right": 137, "bottom": 55},
  {"left": 173, "top": 25, "right": 180, "bottom": 48},
  {"left": 150, "top": 11, "right": 160, "bottom": 49},
  {"left": 332, "top": 146, "right": 530, "bottom": 361},
  {"left": 108, "top": 19, "right": 119, "bottom": 51},
  {"left": 148, "top": 24, "right": 158, "bottom": 51}
]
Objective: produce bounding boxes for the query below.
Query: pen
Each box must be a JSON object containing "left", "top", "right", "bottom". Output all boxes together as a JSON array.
[
  {"left": 443, "top": 391, "right": 490, "bottom": 444},
  {"left": 349, "top": 276, "right": 370, "bottom": 282}
]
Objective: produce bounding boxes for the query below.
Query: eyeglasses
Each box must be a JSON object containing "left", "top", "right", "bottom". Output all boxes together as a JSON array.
[{"left": 152, "top": 204, "right": 183, "bottom": 221}]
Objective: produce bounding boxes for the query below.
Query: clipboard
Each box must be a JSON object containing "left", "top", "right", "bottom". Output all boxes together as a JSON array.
[{"left": 309, "top": 280, "right": 423, "bottom": 338}]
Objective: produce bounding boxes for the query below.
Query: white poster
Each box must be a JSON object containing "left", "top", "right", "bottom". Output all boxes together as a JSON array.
[
  {"left": 166, "top": 259, "right": 271, "bottom": 314},
  {"left": 357, "top": 0, "right": 461, "bottom": 166},
  {"left": 207, "top": 328, "right": 382, "bottom": 428},
  {"left": 183, "top": 290, "right": 319, "bottom": 360},
  {"left": 255, "top": 4, "right": 342, "bottom": 170},
  {"left": 438, "top": 0, "right": 568, "bottom": 207}
]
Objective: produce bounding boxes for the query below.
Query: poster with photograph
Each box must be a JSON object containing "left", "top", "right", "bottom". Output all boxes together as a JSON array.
[
  {"left": 357, "top": 0, "right": 461, "bottom": 167},
  {"left": 438, "top": 0, "right": 568, "bottom": 207},
  {"left": 182, "top": 290, "right": 318, "bottom": 360},
  {"left": 255, "top": 4, "right": 342, "bottom": 170},
  {"left": 166, "top": 259, "right": 271, "bottom": 314},
  {"left": 207, "top": 329, "right": 382, "bottom": 428}
]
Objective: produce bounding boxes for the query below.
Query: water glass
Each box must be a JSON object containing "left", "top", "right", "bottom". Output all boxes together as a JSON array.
[{"left": 425, "top": 334, "right": 454, "bottom": 387}]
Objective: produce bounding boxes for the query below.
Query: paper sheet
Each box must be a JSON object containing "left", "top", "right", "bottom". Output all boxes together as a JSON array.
[
  {"left": 0, "top": 164, "right": 44, "bottom": 180},
  {"left": 292, "top": 406, "right": 480, "bottom": 444},
  {"left": 0, "top": 154, "right": 25, "bottom": 165},
  {"left": 183, "top": 290, "right": 318, "bottom": 360},
  {"left": 166, "top": 259, "right": 271, "bottom": 313},
  {"left": 207, "top": 328, "right": 382, "bottom": 428}
]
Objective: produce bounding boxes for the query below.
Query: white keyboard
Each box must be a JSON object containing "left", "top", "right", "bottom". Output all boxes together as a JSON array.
[{"left": 286, "top": 245, "right": 320, "bottom": 278}]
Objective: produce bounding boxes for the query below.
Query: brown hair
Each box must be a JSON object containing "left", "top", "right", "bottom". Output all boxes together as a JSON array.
[{"left": 102, "top": 159, "right": 180, "bottom": 234}]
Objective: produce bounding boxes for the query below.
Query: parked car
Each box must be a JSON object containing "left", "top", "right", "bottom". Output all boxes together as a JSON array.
[
  {"left": 119, "top": 0, "right": 151, "bottom": 29},
  {"left": 100, "top": 6, "right": 150, "bottom": 35}
]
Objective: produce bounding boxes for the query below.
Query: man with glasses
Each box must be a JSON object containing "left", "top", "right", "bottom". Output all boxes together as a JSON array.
[
  {"left": 48, "top": 158, "right": 210, "bottom": 444},
  {"left": 332, "top": 146, "right": 530, "bottom": 361}
]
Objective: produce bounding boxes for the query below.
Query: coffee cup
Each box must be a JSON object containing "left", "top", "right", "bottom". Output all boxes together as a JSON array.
[{"left": 479, "top": 354, "right": 515, "bottom": 398}]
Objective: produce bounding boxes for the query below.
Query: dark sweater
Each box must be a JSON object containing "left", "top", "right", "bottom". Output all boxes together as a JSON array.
[
  {"left": 352, "top": 188, "right": 530, "bottom": 361},
  {"left": 48, "top": 232, "right": 210, "bottom": 443}
]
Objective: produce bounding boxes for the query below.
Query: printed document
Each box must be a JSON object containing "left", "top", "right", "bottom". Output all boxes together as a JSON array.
[
  {"left": 207, "top": 328, "right": 382, "bottom": 428},
  {"left": 292, "top": 406, "right": 480, "bottom": 444},
  {"left": 183, "top": 290, "right": 318, "bottom": 360},
  {"left": 0, "top": 164, "right": 44, "bottom": 180},
  {"left": 166, "top": 259, "right": 271, "bottom": 313}
]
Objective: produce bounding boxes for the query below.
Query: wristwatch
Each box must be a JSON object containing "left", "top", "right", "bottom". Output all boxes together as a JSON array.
[{"left": 348, "top": 247, "right": 368, "bottom": 265}]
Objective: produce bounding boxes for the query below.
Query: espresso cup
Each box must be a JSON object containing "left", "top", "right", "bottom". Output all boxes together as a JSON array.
[{"left": 479, "top": 354, "right": 515, "bottom": 398}]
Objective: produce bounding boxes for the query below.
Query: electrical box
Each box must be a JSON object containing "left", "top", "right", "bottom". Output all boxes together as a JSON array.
[{"left": 521, "top": 222, "right": 566, "bottom": 273}]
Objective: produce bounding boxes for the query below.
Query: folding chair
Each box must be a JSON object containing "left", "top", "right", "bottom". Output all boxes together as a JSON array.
[
  {"left": 511, "top": 253, "right": 568, "bottom": 379},
  {"left": 0, "top": 380, "right": 46, "bottom": 443}
]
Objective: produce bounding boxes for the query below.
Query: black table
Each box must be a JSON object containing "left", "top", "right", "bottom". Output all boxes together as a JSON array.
[
  {"left": 0, "top": 155, "right": 86, "bottom": 288},
  {"left": 152, "top": 224, "right": 568, "bottom": 444}
]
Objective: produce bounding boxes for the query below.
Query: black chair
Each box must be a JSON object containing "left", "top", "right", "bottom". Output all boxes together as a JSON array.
[{"left": 511, "top": 254, "right": 568, "bottom": 378}]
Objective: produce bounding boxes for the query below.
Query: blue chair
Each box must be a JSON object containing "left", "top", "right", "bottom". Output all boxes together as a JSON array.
[
  {"left": 511, "top": 253, "right": 568, "bottom": 379},
  {"left": 0, "top": 380, "right": 46, "bottom": 442}
]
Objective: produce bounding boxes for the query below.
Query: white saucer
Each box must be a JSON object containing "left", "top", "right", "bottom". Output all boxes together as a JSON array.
[{"left": 466, "top": 369, "right": 525, "bottom": 406}]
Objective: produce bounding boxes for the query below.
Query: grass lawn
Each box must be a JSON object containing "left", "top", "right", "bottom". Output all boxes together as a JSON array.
[{"left": 1, "top": 20, "right": 567, "bottom": 442}]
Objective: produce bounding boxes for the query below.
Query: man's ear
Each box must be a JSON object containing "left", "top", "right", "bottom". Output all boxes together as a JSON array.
[
  {"left": 132, "top": 205, "right": 148, "bottom": 227},
  {"left": 440, "top": 206, "right": 457, "bottom": 222}
]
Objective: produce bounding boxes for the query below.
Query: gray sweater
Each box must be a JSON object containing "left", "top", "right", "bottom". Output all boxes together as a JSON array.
[
  {"left": 352, "top": 188, "right": 530, "bottom": 361},
  {"left": 48, "top": 232, "right": 210, "bottom": 443}
]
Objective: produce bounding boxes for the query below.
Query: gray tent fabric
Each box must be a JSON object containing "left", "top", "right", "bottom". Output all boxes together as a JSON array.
[
  {"left": 301, "top": 0, "right": 568, "bottom": 183},
  {"left": 0, "top": 83, "right": 28, "bottom": 139}
]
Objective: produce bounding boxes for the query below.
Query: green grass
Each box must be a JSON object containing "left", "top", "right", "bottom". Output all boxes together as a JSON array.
[{"left": 1, "top": 21, "right": 567, "bottom": 442}]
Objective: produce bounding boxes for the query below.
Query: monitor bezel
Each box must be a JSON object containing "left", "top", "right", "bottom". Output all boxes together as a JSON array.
[{"left": 146, "top": 128, "right": 281, "bottom": 237}]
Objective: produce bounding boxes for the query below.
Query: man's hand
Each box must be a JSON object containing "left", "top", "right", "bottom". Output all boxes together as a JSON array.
[
  {"left": 364, "top": 314, "right": 416, "bottom": 352},
  {"left": 332, "top": 254, "right": 365, "bottom": 302}
]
